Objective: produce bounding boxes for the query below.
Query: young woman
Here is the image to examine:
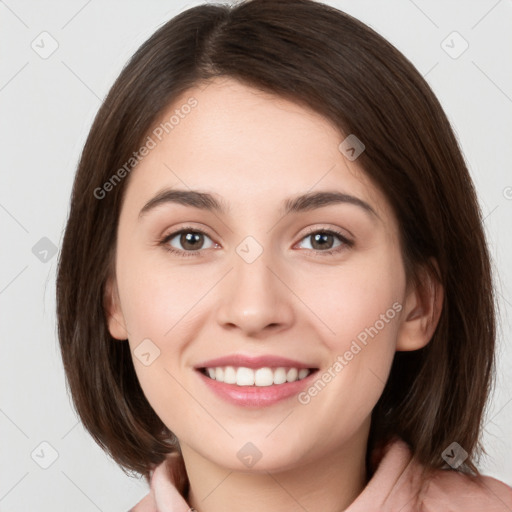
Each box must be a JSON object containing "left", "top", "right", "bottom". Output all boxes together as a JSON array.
[{"left": 56, "top": 0, "right": 512, "bottom": 510}]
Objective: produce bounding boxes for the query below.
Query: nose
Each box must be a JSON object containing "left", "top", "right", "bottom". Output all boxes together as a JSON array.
[{"left": 215, "top": 247, "right": 295, "bottom": 337}]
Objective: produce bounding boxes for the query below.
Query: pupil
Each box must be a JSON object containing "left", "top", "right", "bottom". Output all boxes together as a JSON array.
[
  {"left": 313, "top": 233, "right": 332, "bottom": 250},
  {"left": 182, "top": 232, "right": 202, "bottom": 250}
]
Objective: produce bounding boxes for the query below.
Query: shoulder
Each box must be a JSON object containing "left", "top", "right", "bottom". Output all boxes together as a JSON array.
[
  {"left": 128, "top": 491, "right": 156, "bottom": 512},
  {"left": 127, "top": 468, "right": 157, "bottom": 512},
  {"left": 364, "top": 437, "right": 512, "bottom": 512},
  {"left": 128, "top": 493, "right": 157, "bottom": 512},
  {"left": 128, "top": 453, "right": 190, "bottom": 511},
  {"left": 420, "top": 467, "right": 512, "bottom": 511}
]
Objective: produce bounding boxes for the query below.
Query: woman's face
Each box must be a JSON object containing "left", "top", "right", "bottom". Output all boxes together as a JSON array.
[{"left": 107, "top": 77, "right": 411, "bottom": 472}]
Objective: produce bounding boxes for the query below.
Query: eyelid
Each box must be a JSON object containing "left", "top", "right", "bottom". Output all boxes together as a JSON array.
[
  {"left": 160, "top": 223, "right": 213, "bottom": 240},
  {"left": 299, "top": 224, "right": 353, "bottom": 242},
  {"left": 160, "top": 225, "right": 216, "bottom": 248}
]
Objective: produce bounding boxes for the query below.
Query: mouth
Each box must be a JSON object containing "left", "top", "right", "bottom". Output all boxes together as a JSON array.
[
  {"left": 195, "top": 361, "right": 320, "bottom": 407},
  {"left": 197, "top": 366, "right": 318, "bottom": 386},
  {"left": 193, "top": 354, "right": 320, "bottom": 407}
]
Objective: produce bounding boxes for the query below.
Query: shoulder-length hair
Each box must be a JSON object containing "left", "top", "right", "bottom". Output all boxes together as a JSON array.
[{"left": 56, "top": 0, "right": 496, "bottom": 484}]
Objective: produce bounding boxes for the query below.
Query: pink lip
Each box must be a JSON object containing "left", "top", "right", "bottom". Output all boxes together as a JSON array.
[
  {"left": 194, "top": 354, "right": 316, "bottom": 370},
  {"left": 196, "top": 369, "right": 318, "bottom": 407}
]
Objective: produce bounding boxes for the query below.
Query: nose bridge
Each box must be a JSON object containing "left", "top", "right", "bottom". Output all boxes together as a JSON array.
[{"left": 215, "top": 236, "right": 294, "bottom": 335}]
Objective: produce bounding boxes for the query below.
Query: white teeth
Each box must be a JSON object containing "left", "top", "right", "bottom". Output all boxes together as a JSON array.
[
  {"left": 298, "top": 368, "right": 309, "bottom": 380},
  {"left": 203, "top": 366, "right": 312, "bottom": 386},
  {"left": 254, "top": 367, "right": 274, "bottom": 386},
  {"left": 236, "top": 367, "right": 255, "bottom": 386},
  {"left": 286, "top": 368, "right": 298, "bottom": 382},
  {"left": 273, "top": 367, "right": 287, "bottom": 384},
  {"left": 223, "top": 366, "right": 237, "bottom": 384}
]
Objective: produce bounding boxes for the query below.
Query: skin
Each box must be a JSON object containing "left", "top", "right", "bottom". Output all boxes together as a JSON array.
[{"left": 106, "top": 77, "right": 443, "bottom": 512}]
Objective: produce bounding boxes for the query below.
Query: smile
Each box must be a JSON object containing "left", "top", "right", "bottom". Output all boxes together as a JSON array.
[{"left": 200, "top": 366, "right": 313, "bottom": 386}]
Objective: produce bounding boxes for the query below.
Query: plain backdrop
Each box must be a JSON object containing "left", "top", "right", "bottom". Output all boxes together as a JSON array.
[{"left": 1, "top": 0, "right": 511, "bottom": 510}]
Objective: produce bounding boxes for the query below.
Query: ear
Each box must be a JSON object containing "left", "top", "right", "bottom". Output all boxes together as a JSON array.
[
  {"left": 396, "top": 259, "right": 444, "bottom": 351},
  {"left": 104, "top": 276, "right": 129, "bottom": 340}
]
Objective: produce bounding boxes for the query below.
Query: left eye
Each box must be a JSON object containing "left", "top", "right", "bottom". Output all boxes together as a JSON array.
[
  {"left": 161, "top": 228, "right": 215, "bottom": 255},
  {"left": 296, "top": 229, "right": 350, "bottom": 252}
]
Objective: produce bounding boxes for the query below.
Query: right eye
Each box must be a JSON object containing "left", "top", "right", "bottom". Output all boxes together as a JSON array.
[{"left": 160, "top": 227, "right": 217, "bottom": 257}]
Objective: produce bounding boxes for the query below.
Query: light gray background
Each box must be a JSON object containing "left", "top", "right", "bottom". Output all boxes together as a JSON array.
[{"left": 1, "top": 0, "right": 511, "bottom": 510}]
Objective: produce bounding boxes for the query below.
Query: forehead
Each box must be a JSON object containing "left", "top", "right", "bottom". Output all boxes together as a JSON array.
[{"left": 123, "top": 77, "right": 394, "bottom": 226}]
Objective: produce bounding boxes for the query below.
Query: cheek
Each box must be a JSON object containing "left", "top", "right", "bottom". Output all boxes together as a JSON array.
[
  {"left": 296, "top": 249, "right": 404, "bottom": 413},
  {"left": 116, "top": 245, "right": 199, "bottom": 342},
  {"left": 115, "top": 247, "right": 217, "bottom": 400},
  {"left": 116, "top": 256, "right": 199, "bottom": 427},
  {"left": 304, "top": 248, "right": 404, "bottom": 351}
]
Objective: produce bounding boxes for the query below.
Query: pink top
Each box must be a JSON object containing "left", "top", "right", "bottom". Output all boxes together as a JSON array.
[{"left": 129, "top": 438, "right": 512, "bottom": 511}]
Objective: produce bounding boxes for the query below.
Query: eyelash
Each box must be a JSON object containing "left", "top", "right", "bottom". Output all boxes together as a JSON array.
[{"left": 159, "top": 225, "right": 354, "bottom": 258}]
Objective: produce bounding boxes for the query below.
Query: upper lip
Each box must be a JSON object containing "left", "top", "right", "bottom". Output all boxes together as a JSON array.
[{"left": 194, "top": 354, "right": 318, "bottom": 370}]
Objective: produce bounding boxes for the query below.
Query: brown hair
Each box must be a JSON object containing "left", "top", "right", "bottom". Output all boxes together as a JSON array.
[{"left": 56, "top": 0, "right": 496, "bottom": 485}]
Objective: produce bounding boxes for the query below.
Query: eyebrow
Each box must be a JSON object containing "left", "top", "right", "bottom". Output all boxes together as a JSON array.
[{"left": 138, "top": 189, "right": 379, "bottom": 220}]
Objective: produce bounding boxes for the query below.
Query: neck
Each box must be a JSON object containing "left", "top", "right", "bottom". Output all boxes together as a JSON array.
[{"left": 181, "top": 424, "right": 370, "bottom": 512}]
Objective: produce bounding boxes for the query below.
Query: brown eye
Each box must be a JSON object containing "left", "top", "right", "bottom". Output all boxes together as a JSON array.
[
  {"left": 297, "top": 229, "right": 353, "bottom": 256},
  {"left": 178, "top": 231, "right": 206, "bottom": 250},
  {"left": 309, "top": 232, "right": 336, "bottom": 250},
  {"left": 161, "top": 227, "right": 216, "bottom": 257}
]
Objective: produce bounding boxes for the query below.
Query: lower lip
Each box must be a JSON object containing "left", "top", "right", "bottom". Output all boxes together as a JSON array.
[{"left": 196, "top": 369, "right": 317, "bottom": 407}]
